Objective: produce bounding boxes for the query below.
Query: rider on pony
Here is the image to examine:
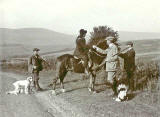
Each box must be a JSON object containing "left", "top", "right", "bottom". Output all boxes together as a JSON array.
[{"left": 73, "top": 29, "right": 89, "bottom": 73}]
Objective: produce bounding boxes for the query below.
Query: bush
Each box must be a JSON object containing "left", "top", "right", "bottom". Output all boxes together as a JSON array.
[
  {"left": 1, "top": 56, "right": 57, "bottom": 72},
  {"left": 88, "top": 26, "right": 119, "bottom": 49},
  {"left": 134, "top": 58, "right": 159, "bottom": 92},
  {"left": 1, "top": 56, "right": 159, "bottom": 92}
]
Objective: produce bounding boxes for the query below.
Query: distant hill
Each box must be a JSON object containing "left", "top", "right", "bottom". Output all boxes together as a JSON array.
[
  {"left": 0, "top": 28, "right": 160, "bottom": 59},
  {"left": 119, "top": 31, "right": 160, "bottom": 41},
  {"left": 0, "top": 28, "right": 76, "bottom": 59},
  {"left": 0, "top": 28, "right": 76, "bottom": 46},
  {"left": 120, "top": 39, "right": 160, "bottom": 53},
  {"left": 1, "top": 28, "right": 160, "bottom": 46}
]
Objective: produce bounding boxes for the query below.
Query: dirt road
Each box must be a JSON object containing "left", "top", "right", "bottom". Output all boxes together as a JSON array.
[
  {"left": 0, "top": 71, "right": 160, "bottom": 117},
  {"left": 0, "top": 71, "right": 61, "bottom": 117}
]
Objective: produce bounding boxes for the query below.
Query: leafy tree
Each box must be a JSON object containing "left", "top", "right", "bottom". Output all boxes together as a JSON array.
[{"left": 88, "top": 26, "right": 119, "bottom": 49}]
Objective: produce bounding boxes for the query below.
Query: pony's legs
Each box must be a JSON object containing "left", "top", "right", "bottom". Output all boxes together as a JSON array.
[
  {"left": 88, "top": 72, "right": 96, "bottom": 92},
  {"left": 60, "top": 81, "right": 66, "bottom": 93},
  {"left": 52, "top": 77, "right": 58, "bottom": 90},
  {"left": 51, "top": 77, "right": 59, "bottom": 94}
]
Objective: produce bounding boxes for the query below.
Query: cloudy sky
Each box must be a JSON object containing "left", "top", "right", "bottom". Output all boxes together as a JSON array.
[{"left": 0, "top": 0, "right": 160, "bottom": 34}]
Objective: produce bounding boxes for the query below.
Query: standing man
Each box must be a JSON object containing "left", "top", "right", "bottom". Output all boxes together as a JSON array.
[
  {"left": 73, "top": 29, "right": 89, "bottom": 72},
  {"left": 28, "top": 48, "right": 46, "bottom": 91},
  {"left": 118, "top": 41, "right": 135, "bottom": 92},
  {"left": 93, "top": 36, "right": 119, "bottom": 96}
]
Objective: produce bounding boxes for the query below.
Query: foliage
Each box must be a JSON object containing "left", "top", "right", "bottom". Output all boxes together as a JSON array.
[
  {"left": 88, "top": 26, "right": 119, "bottom": 49},
  {"left": 134, "top": 58, "right": 159, "bottom": 91},
  {"left": 0, "top": 56, "right": 57, "bottom": 72},
  {"left": 1, "top": 56, "right": 159, "bottom": 92}
]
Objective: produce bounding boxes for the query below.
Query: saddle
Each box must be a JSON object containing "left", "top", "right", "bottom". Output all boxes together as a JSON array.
[{"left": 73, "top": 56, "right": 84, "bottom": 64}]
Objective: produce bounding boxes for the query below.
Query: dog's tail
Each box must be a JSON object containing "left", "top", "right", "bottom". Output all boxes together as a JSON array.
[{"left": 6, "top": 91, "right": 18, "bottom": 95}]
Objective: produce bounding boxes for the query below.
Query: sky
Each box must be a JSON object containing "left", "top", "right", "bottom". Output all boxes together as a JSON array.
[{"left": 0, "top": 0, "right": 160, "bottom": 34}]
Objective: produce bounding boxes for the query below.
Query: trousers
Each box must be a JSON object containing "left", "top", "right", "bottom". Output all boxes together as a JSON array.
[
  {"left": 32, "top": 71, "right": 41, "bottom": 90},
  {"left": 126, "top": 70, "right": 135, "bottom": 91},
  {"left": 107, "top": 71, "right": 117, "bottom": 95}
]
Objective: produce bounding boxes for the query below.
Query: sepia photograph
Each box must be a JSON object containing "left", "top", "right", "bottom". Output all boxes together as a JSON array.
[{"left": 0, "top": 0, "right": 160, "bottom": 117}]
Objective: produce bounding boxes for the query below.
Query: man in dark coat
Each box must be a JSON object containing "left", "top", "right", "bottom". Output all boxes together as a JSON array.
[
  {"left": 118, "top": 41, "right": 136, "bottom": 92},
  {"left": 73, "top": 29, "right": 89, "bottom": 72},
  {"left": 28, "top": 48, "right": 46, "bottom": 91}
]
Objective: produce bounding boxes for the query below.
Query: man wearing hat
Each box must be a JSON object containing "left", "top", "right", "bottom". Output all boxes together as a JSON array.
[
  {"left": 93, "top": 36, "right": 119, "bottom": 96},
  {"left": 73, "top": 29, "right": 89, "bottom": 72},
  {"left": 118, "top": 41, "right": 135, "bottom": 92},
  {"left": 28, "top": 48, "right": 46, "bottom": 91}
]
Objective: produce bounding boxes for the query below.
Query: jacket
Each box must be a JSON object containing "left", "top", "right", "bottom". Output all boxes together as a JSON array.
[
  {"left": 73, "top": 36, "right": 88, "bottom": 58},
  {"left": 119, "top": 48, "right": 135, "bottom": 72},
  {"left": 96, "top": 43, "right": 119, "bottom": 72},
  {"left": 28, "top": 55, "right": 44, "bottom": 73}
]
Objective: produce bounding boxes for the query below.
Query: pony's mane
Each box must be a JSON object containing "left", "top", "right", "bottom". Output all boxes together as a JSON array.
[
  {"left": 96, "top": 39, "right": 108, "bottom": 49},
  {"left": 57, "top": 54, "right": 74, "bottom": 61}
]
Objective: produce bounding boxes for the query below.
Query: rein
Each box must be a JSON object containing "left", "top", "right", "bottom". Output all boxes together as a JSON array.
[{"left": 89, "top": 49, "right": 106, "bottom": 58}]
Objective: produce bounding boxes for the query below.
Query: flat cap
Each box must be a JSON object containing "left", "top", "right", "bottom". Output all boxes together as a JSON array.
[
  {"left": 105, "top": 36, "right": 115, "bottom": 41},
  {"left": 126, "top": 41, "right": 133, "bottom": 45},
  {"left": 79, "top": 29, "right": 87, "bottom": 34},
  {"left": 33, "top": 48, "right": 40, "bottom": 51}
]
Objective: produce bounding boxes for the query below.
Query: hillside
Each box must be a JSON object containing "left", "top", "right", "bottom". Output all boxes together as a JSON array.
[
  {"left": 1, "top": 28, "right": 160, "bottom": 46},
  {"left": 119, "top": 31, "right": 160, "bottom": 41},
  {"left": 1, "top": 28, "right": 160, "bottom": 45},
  {"left": 0, "top": 28, "right": 160, "bottom": 59},
  {"left": 0, "top": 28, "right": 76, "bottom": 46},
  {"left": 0, "top": 28, "right": 76, "bottom": 59}
]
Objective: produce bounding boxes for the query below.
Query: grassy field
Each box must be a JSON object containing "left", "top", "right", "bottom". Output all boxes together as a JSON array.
[
  {"left": 0, "top": 44, "right": 74, "bottom": 60},
  {"left": 1, "top": 55, "right": 160, "bottom": 117},
  {"left": 1, "top": 39, "right": 160, "bottom": 116},
  {"left": 0, "top": 39, "right": 160, "bottom": 61}
]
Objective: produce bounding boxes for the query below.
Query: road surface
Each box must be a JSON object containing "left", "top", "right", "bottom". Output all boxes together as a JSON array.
[{"left": 0, "top": 71, "right": 59, "bottom": 117}]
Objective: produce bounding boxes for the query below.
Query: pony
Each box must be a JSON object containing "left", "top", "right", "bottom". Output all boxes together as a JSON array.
[{"left": 51, "top": 40, "right": 109, "bottom": 94}]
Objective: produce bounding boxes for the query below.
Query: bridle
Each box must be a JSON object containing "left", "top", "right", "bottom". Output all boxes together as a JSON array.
[{"left": 88, "top": 49, "right": 106, "bottom": 58}]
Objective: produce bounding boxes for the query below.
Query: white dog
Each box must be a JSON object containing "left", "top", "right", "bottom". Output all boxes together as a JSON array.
[
  {"left": 6, "top": 76, "right": 33, "bottom": 95},
  {"left": 115, "top": 84, "right": 128, "bottom": 102}
]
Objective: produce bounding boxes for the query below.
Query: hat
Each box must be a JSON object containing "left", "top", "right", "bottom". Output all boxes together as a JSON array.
[
  {"left": 33, "top": 48, "right": 40, "bottom": 51},
  {"left": 126, "top": 41, "right": 133, "bottom": 45},
  {"left": 79, "top": 29, "right": 87, "bottom": 34},
  {"left": 105, "top": 36, "right": 115, "bottom": 41}
]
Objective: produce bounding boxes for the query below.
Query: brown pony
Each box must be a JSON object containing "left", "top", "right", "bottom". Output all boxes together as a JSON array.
[{"left": 51, "top": 41, "right": 108, "bottom": 94}]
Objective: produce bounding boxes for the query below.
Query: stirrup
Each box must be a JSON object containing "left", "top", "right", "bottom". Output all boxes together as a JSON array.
[{"left": 74, "top": 56, "right": 79, "bottom": 59}]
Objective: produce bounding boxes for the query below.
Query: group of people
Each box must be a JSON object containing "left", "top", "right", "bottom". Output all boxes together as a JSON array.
[
  {"left": 28, "top": 29, "right": 136, "bottom": 97},
  {"left": 93, "top": 37, "right": 135, "bottom": 96},
  {"left": 73, "top": 29, "right": 136, "bottom": 96}
]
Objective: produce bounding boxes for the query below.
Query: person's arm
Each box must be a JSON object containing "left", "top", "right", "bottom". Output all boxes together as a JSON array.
[
  {"left": 93, "top": 45, "right": 108, "bottom": 54},
  {"left": 118, "top": 53, "right": 125, "bottom": 58},
  {"left": 28, "top": 56, "right": 32, "bottom": 65},
  {"left": 39, "top": 56, "right": 47, "bottom": 63},
  {"left": 76, "top": 38, "right": 86, "bottom": 49},
  {"left": 39, "top": 56, "right": 50, "bottom": 67}
]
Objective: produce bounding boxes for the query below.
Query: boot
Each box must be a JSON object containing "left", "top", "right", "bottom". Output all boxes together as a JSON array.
[
  {"left": 35, "top": 80, "right": 43, "bottom": 91},
  {"left": 33, "top": 81, "right": 36, "bottom": 88},
  {"left": 112, "top": 81, "right": 118, "bottom": 96}
]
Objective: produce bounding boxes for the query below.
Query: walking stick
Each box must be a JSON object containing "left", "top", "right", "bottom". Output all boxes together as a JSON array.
[{"left": 112, "top": 47, "right": 129, "bottom": 57}]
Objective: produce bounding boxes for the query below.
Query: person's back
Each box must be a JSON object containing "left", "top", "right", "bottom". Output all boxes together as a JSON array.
[
  {"left": 73, "top": 29, "right": 88, "bottom": 58},
  {"left": 73, "top": 36, "right": 86, "bottom": 56},
  {"left": 123, "top": 48, "right": 135, "bottom": 72},
  {"left": 73, "top": 29, "right": 89, "bottom": 73},
  {"left": 118, "top": 41, "right": 136, "bottom": 92},
  {"left": 119, "top": 43, "right": 135, "bottom": 72}
]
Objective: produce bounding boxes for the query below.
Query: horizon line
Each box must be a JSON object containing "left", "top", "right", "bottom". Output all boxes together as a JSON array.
[{"left": 1, "top": 27, "right": 160, "bottom": 35}]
